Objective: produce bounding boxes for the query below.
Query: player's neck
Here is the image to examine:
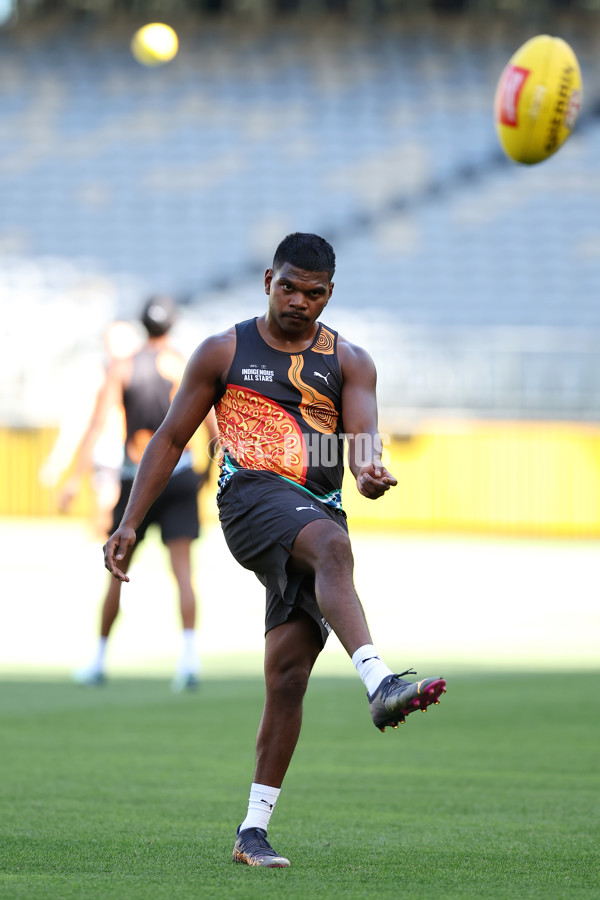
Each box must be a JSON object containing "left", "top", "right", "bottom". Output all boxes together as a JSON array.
[
  {"left": 257, "top": 314, "right": 319, "bottom": 353},
  {"left": 146, "top": 335, "right": 170, "bottom": 351}
]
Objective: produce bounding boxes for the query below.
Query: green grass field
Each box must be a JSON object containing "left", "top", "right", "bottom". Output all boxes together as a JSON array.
[{"left": 1, "top": 671, "right": 598, "bottom": 899}]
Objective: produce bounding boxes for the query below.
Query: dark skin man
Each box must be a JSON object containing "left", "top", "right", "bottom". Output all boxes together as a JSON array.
[{"left": 104, "top": 234, "right": 445, "bottom": 868}]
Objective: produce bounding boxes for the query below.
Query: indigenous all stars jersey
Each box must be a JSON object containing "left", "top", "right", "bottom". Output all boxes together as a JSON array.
[{"left": 215, "top": 317, "right": 345, "bottom": 509}]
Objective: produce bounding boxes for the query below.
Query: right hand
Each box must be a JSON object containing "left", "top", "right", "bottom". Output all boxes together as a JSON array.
[{"left": 103, "top": 526, "right": 136, "bottom": 581}]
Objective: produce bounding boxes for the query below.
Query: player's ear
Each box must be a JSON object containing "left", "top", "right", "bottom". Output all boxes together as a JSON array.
[
  {"left": 327, "top": 281, "right": 334, "bottom": 301},
  {"left": 264, "top": 268, "right": 273, "bottom": 295}
]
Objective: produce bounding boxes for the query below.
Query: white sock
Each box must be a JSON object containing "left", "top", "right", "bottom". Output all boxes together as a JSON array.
[
  {"left": 352, "top": 644, "right": 394, "bottom": 696},
  {"left": 239, "top": 783, "right": 281, "bottom": 833},
  {"left": 91, "top": 637, "right": 108, "bottom": 674},
  {"left": 177, "top": 629, "right": 200, "bottom": 676}
]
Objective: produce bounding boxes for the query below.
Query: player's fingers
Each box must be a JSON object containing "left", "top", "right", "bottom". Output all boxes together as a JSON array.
[
  {"left": 104, "top": 558, "right": 128, "bottom": 581},
  {"left": 112, "top": 567, "right": 130, "bottom": 582},
  {"left": 357, "top": 472, "right": 371, "bottom": 494},
  {"left": 359, "top": 474, "right": 382, "bottom": 497},
  {"left": 104, "top": 537, "right": 124, "bottom": 575},
  {"left": 372, "top": 483, "right": 390, "bottom": 496},
  {"left": 359, "top": 471, "right": 397, "bottom": 499},
  {"left": 362, "top": 471, "right": 393, "bottom": 488},
  {"left": 106, "top": 530, "right": 135, "bottom": 580},
  {"left": 115, "top": 539, "right": 130, "bottom": 560}
]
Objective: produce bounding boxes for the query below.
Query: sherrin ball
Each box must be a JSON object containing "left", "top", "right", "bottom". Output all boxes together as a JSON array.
[
  {"left": 131, "top": 23, "right": 179, "bottom": 67},
  {"left": 494, "top": 34, "right": 582, "bottom": 165}
]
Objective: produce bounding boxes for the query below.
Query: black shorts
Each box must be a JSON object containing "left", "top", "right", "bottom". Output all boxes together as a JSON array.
[
  {"left": 111, "top": 467, "right": 201, "bottom": 544},
  {"left": 217, "top": 469, "right": 348, "bottom": 647}
]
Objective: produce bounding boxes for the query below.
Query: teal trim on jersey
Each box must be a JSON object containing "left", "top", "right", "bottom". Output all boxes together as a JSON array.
[
  {"left": 217, "top": 452, "right": 343, "bottom": 512},
  {"left": 276, "top": 474, "right": 343, "bottom": 511},
  {"left": 217, "top": 453, "right": 239, "bottom": 493}
]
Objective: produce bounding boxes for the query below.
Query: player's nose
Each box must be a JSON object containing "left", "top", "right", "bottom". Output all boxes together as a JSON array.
[{"left": 288, "top": 291, "right": 308, "bottom": 308}]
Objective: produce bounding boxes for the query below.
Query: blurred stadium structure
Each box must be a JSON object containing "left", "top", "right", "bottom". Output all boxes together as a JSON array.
[{"left": 2, "top": 0, "right": 600, "bottom": 532}]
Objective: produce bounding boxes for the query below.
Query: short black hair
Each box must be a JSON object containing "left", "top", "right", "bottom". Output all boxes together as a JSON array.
[
  {"left": 272, "top": 233, "right": 336, "bottom": 279},
  {"left": 140, "top": 295, "right": 176, "bottom": 337}
]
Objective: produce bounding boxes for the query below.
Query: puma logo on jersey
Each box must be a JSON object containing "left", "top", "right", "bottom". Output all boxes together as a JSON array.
[{"left": 314, "top": 371, "right": 330, "bottom": 385}]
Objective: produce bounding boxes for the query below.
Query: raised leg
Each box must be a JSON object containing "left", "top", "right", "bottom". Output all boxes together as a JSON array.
[{"left": 289, "top": 518, "right": 372, "bottom": 657}]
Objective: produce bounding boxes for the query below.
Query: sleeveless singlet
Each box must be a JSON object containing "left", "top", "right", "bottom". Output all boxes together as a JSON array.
[
  {"left": 121, "top": 346, "right": 190, "bottom": 479},
  {"left": 214, "top": 317, "right": 345, "bottom": 509}
]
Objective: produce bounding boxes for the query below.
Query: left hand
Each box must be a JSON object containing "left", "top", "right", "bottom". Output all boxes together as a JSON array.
[{"left": 356, "top": 463, "right": 398, "bottom": 499}]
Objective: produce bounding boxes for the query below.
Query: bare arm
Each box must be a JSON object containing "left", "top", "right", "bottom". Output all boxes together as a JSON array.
[
  {"left": 103, "top": 331, "right": 232, "bottom": 579},
  {"left": 339, "top": 339, "right": 397, "bottom": 500},
  {"left": 196, "top": 406, "right": 220, "bottom": 481},
  {"left": 59, "top": 361, "right": 125, "bottom": 511}
]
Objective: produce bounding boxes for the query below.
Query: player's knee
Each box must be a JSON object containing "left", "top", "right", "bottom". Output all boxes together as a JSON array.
[
  {"left": 315, "top": 526, "right": 353, "bottom": 570},
  {"left": 267, "top": 660, "right": 311, "bottom": 705}
]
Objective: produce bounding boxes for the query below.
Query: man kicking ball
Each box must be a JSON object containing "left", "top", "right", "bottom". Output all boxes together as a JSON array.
[{"left": 104, "top": 233, "right": 446, "bottom": 867}]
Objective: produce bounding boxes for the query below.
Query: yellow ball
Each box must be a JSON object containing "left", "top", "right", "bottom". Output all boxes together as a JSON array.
[
  {"left": 494, "top": 34, "right": 583, "bottom": 166},
  {"left": 131, "top": 23, "right": 179, "bottom": 67}
]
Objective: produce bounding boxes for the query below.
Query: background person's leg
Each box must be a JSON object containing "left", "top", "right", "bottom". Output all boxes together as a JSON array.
[
  {"left": 167, "top": 537, "right": 200, "bottom": 688},
  {"left": 74, "top": 543, "right": 136, "bottom": 684},
  {"left": 167, "top": 537, "right": 196, "bottom": 630}
]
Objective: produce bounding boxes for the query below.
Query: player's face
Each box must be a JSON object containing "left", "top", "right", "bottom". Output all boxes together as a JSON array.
[{"left": 265, "top": 263, "right": 333, "bottom": 334}]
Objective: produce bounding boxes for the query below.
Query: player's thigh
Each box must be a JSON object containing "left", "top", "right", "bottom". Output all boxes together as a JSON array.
[{"left": 288, "top": 515, "right": 351, "bottom": 573}]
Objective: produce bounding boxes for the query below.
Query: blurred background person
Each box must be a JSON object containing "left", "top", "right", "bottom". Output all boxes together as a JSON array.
[
  {"left": 65, "top": 295, "right": 218, "bottom": 691},
  {"left": 39, "top": 320, "right": 142, "bottom": 537}
]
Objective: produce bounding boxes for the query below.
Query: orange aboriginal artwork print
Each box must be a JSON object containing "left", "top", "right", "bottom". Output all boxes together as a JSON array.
[
  {"left": 288, "top": 355, "right": 338, "bottom": 434},
  {"left": 216, "top": 385, "right": 307, "bottom": 483},
  {"left": 312, "top": 325, "right": 335, "bottom": 355},
  {"left": 216, "top": 318, "right": 344, "bottom": 503}
]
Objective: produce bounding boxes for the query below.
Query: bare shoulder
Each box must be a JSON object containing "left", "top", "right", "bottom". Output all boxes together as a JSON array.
[
  {"left": 205, "top": 324, "right": 237, "bottom": 349},
  {"left": 107, "top": 354, "right": 133, "bottom": 387},
  {"left": 186, "top": 325, "right": 237, "bottom": 383},
  {"left": 193, "top": 325, "right": 236, "bottom": 359},
  {"left": 157, "top": 346, "right": 186, "bottom": 384},
  {"left": 337, "top": 332, "right": 376, "bottom": 378}
]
